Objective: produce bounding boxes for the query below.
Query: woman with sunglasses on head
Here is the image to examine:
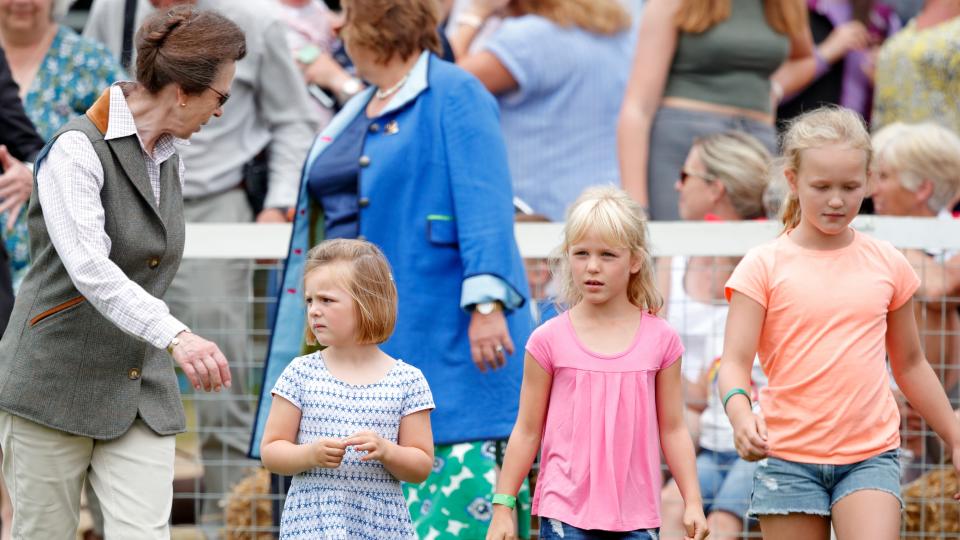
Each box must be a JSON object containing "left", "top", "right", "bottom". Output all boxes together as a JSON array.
[
  {"left": 0, "top": 6, "right": 244, "bottom": 538},
  {"left": 658, "top": 130, "right": 773, "bottom": 540}
]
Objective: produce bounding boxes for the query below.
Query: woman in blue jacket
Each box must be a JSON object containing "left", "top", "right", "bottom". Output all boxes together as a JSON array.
[{"left": 251, "top": 0, "right": 534, "bottom": 536}]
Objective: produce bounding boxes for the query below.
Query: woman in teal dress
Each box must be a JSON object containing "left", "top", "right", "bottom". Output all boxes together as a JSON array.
[{"left": 0, "top": 0, "right": 125, "bottom": 289}]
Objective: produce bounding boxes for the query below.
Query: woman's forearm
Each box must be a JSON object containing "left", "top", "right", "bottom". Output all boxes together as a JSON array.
[{"left": 617, "top": 104, "right": 653, "bottom": 208}]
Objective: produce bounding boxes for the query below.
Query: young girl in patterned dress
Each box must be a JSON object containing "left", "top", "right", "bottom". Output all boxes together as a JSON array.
[
  {"left": 487, "top": 186, "right": 708, "bottom": 540},
  {"left": 260, "top": 239, "right": 435, "bottom": 538}
]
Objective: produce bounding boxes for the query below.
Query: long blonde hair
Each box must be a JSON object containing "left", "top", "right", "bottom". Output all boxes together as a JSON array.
[
  {"left": 675, "top": 0, "right": 808, "bottom": 36},
  {"left": 511, "top": 0, "right": 631, "bottom": 35},
  {"left": 779, "top": 106, "right": 872, "bottom": 230},
  {"left": 552, "top": 186, "right": 662, "bottom": 313}
]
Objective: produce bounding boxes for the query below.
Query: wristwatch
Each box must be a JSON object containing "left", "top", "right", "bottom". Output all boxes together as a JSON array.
[
  {"left": 167, "top": 330, "right": 189, "bottom": 355},
  {"left": 474, "top": 301, "right": 502, "bottom": 315}
]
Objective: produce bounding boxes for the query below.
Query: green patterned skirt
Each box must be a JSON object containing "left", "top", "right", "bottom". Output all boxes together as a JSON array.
[{"left": 404, "top": 441, "right": 531, "bottom": 539}]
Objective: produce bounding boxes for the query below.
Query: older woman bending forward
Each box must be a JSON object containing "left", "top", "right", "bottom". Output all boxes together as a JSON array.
[{"left": 0, "top": 6, "right": 244, "bottom": 538}]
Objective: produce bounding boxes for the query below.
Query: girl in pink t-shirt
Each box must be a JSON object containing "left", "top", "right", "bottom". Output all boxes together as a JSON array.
[
  {"left": 719, "top": 106, "right": 960, "bottom": 540},
  {"left": 487, "top": 187, "right": 708, "bottom": 540}
]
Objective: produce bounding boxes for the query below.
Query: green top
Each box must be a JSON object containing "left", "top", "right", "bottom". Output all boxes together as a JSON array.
[{"left": 664, "top": 0, "right": 790, "bottom": 113}]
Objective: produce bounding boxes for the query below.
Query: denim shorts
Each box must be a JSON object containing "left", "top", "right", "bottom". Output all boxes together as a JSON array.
[
  {"left": 540, "top": 518, "right": 659, "bottom": 540},
  {"left": 749, "top": 449, "right": 903, "bottom": 517},
  {"left": 698, "top": 449, "right": 758, "bottom": 518}
]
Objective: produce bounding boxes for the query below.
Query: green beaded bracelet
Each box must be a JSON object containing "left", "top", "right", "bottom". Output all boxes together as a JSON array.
[
  {"left": 492, "top": 493, "right": 517, "bottom": 509},
  {"left": 722, "top": 387, "right": 751, "bottom": 411}
]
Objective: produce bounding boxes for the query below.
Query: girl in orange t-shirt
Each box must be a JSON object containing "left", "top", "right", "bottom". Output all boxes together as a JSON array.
[{"left": 719, "top": 106, "right": 960, "bottom": 540}]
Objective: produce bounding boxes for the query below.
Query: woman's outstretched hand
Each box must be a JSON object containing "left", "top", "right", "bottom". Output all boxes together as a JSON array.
[{"left": 170, "top": 331, "right": 231, "bottom": 392}]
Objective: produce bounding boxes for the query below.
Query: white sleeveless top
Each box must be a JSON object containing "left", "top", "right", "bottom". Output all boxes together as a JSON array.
[{"left": 666, "top": 257, "right": 730, "bottom": 383}]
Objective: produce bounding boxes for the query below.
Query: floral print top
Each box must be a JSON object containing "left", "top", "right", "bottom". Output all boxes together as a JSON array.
[
  {"left": 872, "top": 16, "right": 960, "bottom": 131},
  {"left": 3, "top": 25, "right": 125, "bottom": 289}
]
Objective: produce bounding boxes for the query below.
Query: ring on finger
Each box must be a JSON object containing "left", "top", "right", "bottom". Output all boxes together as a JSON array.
[{"left": 494, "top": 344, "right": 504, "bottom": 354}]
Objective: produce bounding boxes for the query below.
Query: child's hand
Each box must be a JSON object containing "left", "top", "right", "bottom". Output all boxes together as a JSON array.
[
  {"left": 343, "top": 431, "right": 393, "bottom": 463},
  {"left": 732, "top": 411, "right": 769, "bottom": 461},
  {"left": 310, "top": 438, "right": 347, "bottom": 468},
  {"left": 682, "top": 504, "right": 709, "bottom": 540},
  {"left": 484, "top": 505, "right": 517, "bottom": 540}
]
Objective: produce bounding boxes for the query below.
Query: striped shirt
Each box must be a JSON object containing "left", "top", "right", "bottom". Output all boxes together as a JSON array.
[{"left": 36, "top": 84, "right": 188, "bottom": 350}]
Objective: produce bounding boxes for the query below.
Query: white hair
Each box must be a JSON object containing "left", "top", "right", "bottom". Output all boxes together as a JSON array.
[
  {"left": 873, "top": 122, "right": 960, "bottom": 213},
  {"left": 52, "top": 0, "right": 77, "bottom": 20}
]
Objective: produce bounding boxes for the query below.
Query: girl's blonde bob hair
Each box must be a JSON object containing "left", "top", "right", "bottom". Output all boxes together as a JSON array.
[
  {"left": 302, "top": 239, "right": 398, "bottom": 346},
  {"left": 552, "top": 186, "right": 662, "bottom": 313},
  {"left": 872, "top": 122, "right": 960, "bottom": 214},
  {"left": 779, "top": 106, "right": 872, "bottom": 230}
]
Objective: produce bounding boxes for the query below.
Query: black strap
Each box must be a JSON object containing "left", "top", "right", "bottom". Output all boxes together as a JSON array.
[{"left": 120, "top": 0, "right": 137, "bottom": 72}]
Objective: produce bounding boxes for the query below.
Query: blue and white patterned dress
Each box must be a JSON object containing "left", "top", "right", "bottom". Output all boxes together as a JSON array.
[{"left": 271, "top": 352, "right": 435, "bottom": 539}]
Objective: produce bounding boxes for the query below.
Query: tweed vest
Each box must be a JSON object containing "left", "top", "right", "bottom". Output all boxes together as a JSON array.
[{"left": 0, "top": 91, "right": 187, "bottom": 439}]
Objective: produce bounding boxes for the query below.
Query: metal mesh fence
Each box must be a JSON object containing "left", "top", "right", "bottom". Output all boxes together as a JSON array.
[{"left": 127, "top": 219, "right": 960, "bottom": 539}]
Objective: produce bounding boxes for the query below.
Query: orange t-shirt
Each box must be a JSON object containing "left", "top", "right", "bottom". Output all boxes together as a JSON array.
[{"left": 725, "top": 230, "right": 919, "bottom": 464}]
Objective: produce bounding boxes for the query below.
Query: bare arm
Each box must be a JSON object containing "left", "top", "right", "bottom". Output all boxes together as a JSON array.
[
  {"left": 617, "top": 0, "right": 680, "bottom": 209},
  {"left": 344, "top": 410, "right": 435, "bottom": 483},
  {"left": 260, "top": 396, "right": 346, "bottom": 476},
  {"left": 887, "top": 298, "right": 960, "bottom": 498},
  {"left": 486, "top": 353, "right": 552, "bottom": 540},
  {"left": 906, "top": 249, "right": 960, "bottom": 301},
  {"left": 718, "top": 291, "right": 769, "bottom": 460},
  {"left": 658, "top": 358, "right": 708, "bottom": 540},
  {"left": 770, "top": 5, "right": 817, "bottom": 98}
]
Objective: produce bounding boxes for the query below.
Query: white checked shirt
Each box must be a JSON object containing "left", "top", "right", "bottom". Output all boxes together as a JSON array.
[{"left": 36, "top": 84, "right": 189, "bottom": 350}]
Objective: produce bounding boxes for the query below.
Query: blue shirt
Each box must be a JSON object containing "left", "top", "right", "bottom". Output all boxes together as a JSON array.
[{"left": 484, "top": 15, "right": 636, "bottom": 221}]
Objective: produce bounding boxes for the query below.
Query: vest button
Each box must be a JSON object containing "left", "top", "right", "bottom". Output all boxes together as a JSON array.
[
  {"left": 128, "top": 367, "right": 141, "bottom": 380},
  {"left": 358, "top": 197, "right": 370, "bottom": 208},
  {"left": 148, "top": 257, "right": 160, "bottom": 269},
  {"left": 358, "top": 155, "right": 371, "bottom": 168}
]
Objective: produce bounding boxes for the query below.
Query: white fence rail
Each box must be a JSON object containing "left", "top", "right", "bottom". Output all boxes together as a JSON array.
[{"left": 183, "top": 216, "right": 960, "bottom": 259}]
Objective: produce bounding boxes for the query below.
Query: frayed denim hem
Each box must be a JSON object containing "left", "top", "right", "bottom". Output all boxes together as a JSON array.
[{"left": 748, "top": 507, "right": 832, "bottom": 517}]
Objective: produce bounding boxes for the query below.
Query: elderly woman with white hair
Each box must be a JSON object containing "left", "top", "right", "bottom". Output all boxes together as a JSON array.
[
  {"left": 871, "top": 121, "right": 960, "bottom": 482},
  {"left": 0, "top": 0, "right": 125, "bottom": 289}
]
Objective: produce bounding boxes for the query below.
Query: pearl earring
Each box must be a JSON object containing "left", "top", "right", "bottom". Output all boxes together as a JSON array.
[{"left": 180, "top": 102, "right": 187, "bottom": 107}]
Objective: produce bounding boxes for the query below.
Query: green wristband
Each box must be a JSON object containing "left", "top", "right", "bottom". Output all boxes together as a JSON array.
[
  {"left": 492, "top": 493, "right": 517, "bottom": 509},
  {"left": 722, "top": 387, "right": 751, "bottom": 411}
]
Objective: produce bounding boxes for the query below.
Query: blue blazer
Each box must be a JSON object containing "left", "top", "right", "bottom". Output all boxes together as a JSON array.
[{"left": 250, "top": 53, "right": 533, "bottom": 455}]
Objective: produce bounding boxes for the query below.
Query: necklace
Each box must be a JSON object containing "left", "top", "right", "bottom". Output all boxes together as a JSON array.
[{"left": 374, "top": 73, "right": 409, "bottom": 100}]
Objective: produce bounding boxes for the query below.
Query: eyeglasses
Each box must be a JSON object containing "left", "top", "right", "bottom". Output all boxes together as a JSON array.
[
  {"left": 679, "top": 169, "right": 717, "bottom": 185},
  {"left": 207, "top": 85, "right": 230, "bottom": 107}
]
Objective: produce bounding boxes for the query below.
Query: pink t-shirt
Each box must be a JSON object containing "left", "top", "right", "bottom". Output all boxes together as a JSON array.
[
  {"left": 526, "top": 310, "right": 683, "bottom": 531},
  {"left": 725, "top": 230, "right": 919, "bottom": 464}
]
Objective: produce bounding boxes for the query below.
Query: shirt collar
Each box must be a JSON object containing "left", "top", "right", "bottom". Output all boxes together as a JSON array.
[
  {"left": 378, "top": 50, "right": 431, "bottom": 116},
  {"left": 104, "top": 83, "right": 189, "bottom": 160}
]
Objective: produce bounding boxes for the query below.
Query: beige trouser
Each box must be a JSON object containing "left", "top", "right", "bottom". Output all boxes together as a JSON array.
[{"left": 0, "top": 411, "right": 174, "bottom": 539}]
